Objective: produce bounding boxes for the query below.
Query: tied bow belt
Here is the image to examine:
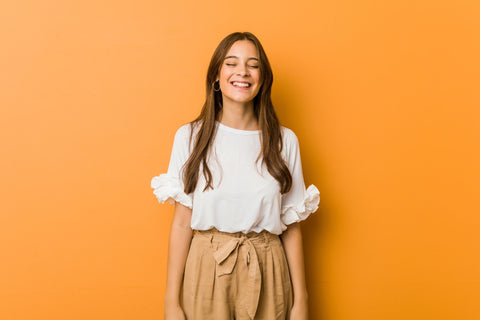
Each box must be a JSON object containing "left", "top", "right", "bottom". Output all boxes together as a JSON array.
[{"left": 198, "top": 229, "right": 272, "bottom": 320}]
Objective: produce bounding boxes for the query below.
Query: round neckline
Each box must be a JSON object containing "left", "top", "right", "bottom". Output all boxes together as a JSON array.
[{"left": 216, "top": 121, "right": 260, "bottom": 135}]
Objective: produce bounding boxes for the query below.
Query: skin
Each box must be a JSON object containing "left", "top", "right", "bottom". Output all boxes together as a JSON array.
[
  {"left": 164, "top": 40, "right": 309, "bottom": 320},
  {"left": 164, "top": 203, "right": 192, "bottom": 320}
]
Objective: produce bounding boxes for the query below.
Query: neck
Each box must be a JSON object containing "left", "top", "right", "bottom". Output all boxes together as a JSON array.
[{"left": 217, "top": 101, "right": 258, "bottom": 130}]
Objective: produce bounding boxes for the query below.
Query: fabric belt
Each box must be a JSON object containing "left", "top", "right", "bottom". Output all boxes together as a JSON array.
[{"left": 212, "top": 234, "right": 262, "bottom": 320}]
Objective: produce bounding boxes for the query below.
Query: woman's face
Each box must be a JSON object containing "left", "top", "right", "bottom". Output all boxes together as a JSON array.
[{"left": 216, "top": 40, "right": 261, "bottom": 105}]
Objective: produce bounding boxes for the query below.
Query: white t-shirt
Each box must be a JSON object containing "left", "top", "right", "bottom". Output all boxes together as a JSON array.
[{"left": 151, "top": 121, "right": 320, "bottom": 235}]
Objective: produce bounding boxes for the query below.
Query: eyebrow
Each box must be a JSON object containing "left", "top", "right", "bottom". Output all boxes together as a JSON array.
[{"left": 224, "top": 55, "right": 259, "bottom": 61}]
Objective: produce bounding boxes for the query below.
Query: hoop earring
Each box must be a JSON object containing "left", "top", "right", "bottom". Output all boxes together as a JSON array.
[{"left": 213, "top": 80, "right": 221, "bottom": 92}]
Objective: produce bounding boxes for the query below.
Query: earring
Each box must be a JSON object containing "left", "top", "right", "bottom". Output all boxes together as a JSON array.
[{"left": 213, "top": 80, "right": 221, "bottom": 92}]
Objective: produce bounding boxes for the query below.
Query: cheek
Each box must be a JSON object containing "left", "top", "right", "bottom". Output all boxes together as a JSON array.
[
  {"left": 254, "top": 76, "right": 261, "bottom": 89},
  {"left": 221, "top": 72, "right": 232, "bottom": 83},
  {"left": 218, "top": 67, "right": 227, "bottom": 80},
  {"left": 253, "top": 72, "right": 261, "bottom": 84}
]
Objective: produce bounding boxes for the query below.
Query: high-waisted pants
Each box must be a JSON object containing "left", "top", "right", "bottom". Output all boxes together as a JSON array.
[{"left": 180, "top": 228, "right": 293, "bottom": 319}]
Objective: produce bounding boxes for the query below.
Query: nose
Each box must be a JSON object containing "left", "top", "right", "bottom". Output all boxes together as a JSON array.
[{"left": 236, "top": 64, "right": 249, "bottom": 76}]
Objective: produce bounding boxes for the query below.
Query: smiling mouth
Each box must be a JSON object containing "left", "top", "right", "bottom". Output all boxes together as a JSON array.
[{"left": 231, "top": 81, "right": 251, "bottom": 88}]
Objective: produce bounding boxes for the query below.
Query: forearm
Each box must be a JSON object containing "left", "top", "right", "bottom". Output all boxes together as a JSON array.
[
  {"left": 164, "top": 202, "right": 193, "bottom": 305},
  {"left": 280, "top": 222, "right": 309, "bottom": 303}
]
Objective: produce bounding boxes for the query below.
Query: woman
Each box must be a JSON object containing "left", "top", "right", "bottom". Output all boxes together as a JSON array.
[{"left": 151, "top": 31, "right": 320, "bottom": 320}]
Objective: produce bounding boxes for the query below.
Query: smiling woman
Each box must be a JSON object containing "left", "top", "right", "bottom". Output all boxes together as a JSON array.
[{"left": 151, "top": 31, "right": 319, "bottom": 320}]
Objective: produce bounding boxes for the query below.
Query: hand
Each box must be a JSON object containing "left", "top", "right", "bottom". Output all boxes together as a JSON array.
[
  {"left": 165, "top": 303, "right": 186, "bottom": 320},
  {"left": 287, "top": 301, "right": 309, "bottom": 320}
]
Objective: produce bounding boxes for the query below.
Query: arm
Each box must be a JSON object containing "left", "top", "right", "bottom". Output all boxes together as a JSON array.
[
  {"left": 280, "top": 222, "right": 309, "bottom": 318},
  {"left": 164, "top": 202, "right": 193, "bottom": 306}
]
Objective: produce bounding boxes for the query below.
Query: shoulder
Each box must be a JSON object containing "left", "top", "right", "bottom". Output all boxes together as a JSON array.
[
  {"left": 172, "top": 122, "right": 201, "bottom": 153},
  {"left": 174, "top": 121, "right": 200, "bottom": 140},
  {"left": 279, "top": 126, "right": 301, "bottom": 163},
  {"left": 174, "top": 123, "right": 191, "bottom": 138},
  {"left": 280, "top": 125, "right": 300, "bottom": 147}
]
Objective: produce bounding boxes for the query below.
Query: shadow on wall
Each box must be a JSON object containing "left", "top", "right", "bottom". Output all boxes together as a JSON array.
[{"left": 275, "top": 66, "right": 331, "bottom": 320}]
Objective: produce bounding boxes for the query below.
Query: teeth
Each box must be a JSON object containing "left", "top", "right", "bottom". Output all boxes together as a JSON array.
[{"left": 232, "top": 82, "right": 250, "bottom": 88}]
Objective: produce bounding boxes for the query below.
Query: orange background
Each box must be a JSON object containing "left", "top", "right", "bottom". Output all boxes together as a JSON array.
[{"left": 1, "top": 0, "right": 479, "bottom": 319}]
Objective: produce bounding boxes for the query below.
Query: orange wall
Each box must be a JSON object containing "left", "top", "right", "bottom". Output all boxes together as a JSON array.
[{"left": 1, "top": 0, "right": 479, "bottom": 319}]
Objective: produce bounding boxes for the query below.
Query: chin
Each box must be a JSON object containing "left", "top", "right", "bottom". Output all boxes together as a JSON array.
[{"left": 233, "top": 98, "right": 255, "bottom": 104}]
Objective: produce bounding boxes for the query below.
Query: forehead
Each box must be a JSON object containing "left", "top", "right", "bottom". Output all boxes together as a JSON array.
[{"left": 225, "top": 40, "right": 259, "bottom": 59}]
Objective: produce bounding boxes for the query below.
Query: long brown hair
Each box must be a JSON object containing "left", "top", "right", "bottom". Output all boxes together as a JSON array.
[{"left": 183, "top": 32, "right": 292, "bottom": 194}]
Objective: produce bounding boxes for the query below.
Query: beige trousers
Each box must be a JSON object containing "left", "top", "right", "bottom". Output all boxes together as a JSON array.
[{"left": 180, "top": 228, "right": 293, "bottom": 320}]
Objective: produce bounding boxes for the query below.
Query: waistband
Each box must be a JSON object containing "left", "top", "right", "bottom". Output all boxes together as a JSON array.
[{"left": 193, "top": 227, "right": 278, "bottom": 243}]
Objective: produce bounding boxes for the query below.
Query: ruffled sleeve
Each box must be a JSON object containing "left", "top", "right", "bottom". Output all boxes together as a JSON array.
[
  {"left": 280, "top": 128, "right": 320, "bottom": 225},
  {"left": 150, "top": 124, "right": 193, "bottom": 209}
]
